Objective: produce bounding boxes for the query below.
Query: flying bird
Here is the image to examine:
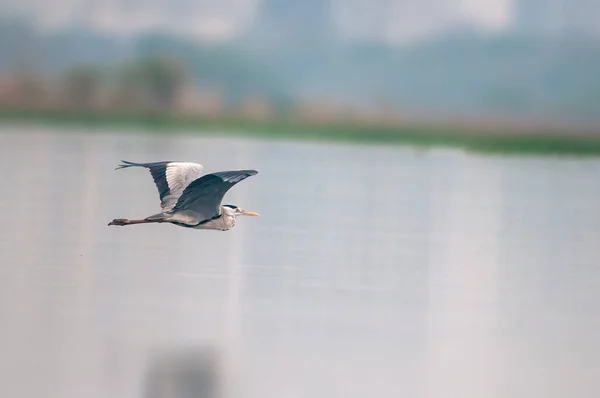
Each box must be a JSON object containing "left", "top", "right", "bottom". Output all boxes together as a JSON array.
[{"left": 108, "top": 160, "right": 259, "bottom": 231}]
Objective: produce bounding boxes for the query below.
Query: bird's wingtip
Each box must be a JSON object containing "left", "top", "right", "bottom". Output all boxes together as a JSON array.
[{"left": 115, "top": 160, "right": 134, "bottom": 170}]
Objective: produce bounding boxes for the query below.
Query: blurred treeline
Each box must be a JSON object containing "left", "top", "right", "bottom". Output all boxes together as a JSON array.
[{"left": 1, "top": 17, "right": 600, "bottom": 126}]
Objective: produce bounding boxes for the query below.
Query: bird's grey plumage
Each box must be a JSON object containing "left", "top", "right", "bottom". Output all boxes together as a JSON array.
[
  {"left": 109, "top": 160, "right": 259, "bottom": 230},
  {"left": 116, "top": 160, "right": 204, "bottom": 211},
  {"left": 171, "top": 170, "right": 258, "bottom": 223}
]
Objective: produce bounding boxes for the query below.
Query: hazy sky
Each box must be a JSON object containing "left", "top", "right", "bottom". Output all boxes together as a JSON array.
[{"left": 1, "top": 0, "right": 512, "bottom": 42}]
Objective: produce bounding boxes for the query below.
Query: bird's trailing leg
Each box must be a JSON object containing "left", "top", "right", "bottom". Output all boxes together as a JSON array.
[{"left": 108, "top": 218, "right": 163, "bottom": 227}]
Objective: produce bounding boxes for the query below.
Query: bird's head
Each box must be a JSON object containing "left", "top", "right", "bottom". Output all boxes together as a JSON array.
[{"left": 222, "top": 204, "right": 260, "bottom": 218}]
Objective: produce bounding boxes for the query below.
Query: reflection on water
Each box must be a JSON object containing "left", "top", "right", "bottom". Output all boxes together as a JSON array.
[
  {"left": 0, "top": 126, "right": 599, "bottom": 398},
  {"left": 143, "top": 346, "right": 221, "bottom": 398}
]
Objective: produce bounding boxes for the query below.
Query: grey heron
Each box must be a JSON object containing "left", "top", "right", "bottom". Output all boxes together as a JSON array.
[{"left": 108, "top": 160, "right": 259, "bottom": 231}]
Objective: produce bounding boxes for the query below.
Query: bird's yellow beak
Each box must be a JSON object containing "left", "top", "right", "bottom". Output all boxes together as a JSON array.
[{"left": 241, "top": 210, "right": 260, "bottom": 217}]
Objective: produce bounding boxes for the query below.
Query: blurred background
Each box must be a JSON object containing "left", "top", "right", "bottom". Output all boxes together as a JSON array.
[
  {"left": 0, "top": 0, "right": 599, "bottom": 128},
  {"left": 1, "top": 1, "right": 600, "bottom": 398}
]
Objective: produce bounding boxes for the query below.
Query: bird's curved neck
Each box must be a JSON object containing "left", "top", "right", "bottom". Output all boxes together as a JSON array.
[{"left": 193, "top": 208, "right": 235, "bottom": 230}]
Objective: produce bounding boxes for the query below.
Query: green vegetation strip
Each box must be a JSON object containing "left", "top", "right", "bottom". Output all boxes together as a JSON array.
[{"left": 2, "top": 109, "right": 600, "bottom": 157}]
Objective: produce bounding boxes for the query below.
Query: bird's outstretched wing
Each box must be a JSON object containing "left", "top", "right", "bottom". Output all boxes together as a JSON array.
[
  {"left": 116, "top": 160, "right": 204, "bottom": 211},
  {"left": 172, "top": 170, "right": 258, "bottom": 222}
]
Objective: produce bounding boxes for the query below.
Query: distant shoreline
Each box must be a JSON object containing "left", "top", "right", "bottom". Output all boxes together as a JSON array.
[{"left": 2, "top": 108, "right": 600, "bottom": 157}]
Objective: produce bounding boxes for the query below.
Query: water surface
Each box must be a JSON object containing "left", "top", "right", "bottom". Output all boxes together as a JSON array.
[{"left": 1, "top": 126, "right": 599, "bottom": 398}]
